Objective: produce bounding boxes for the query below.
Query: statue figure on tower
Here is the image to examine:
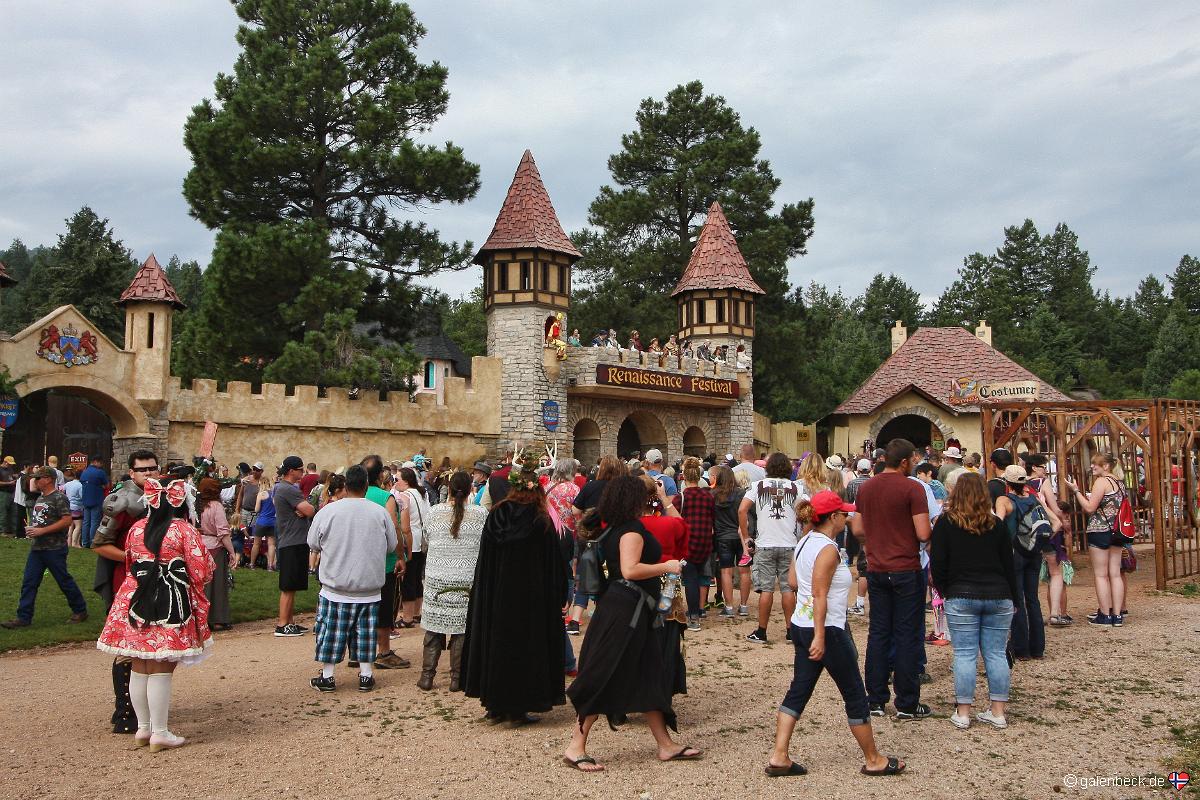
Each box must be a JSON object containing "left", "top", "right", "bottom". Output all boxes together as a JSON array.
[{"left": 544, "top": 312, "right": 568, "bottom": 361}]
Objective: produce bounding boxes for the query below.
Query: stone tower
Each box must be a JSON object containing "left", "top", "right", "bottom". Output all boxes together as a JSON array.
[
  {"left": 117, "top": 253, "right": 185, "bottom": 415},
  {"left": 476, "top": 150, "right": 581, "bottom": 458}
]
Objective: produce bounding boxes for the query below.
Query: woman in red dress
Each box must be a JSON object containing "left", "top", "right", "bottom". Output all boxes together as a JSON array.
[{"left": 98, "top": 478, "right": 214, "bottom": 752}]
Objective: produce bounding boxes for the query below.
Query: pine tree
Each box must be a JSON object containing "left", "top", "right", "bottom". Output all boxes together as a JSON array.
[
  {"left": 1168, "top": 255, "right": 1200, "bottom": 314},
  {"left": 1143, "top": 304, "right": 1200, "bottom": 395},
  {"left": 857, "top": 273, "right": 925, "bottom": 360}
]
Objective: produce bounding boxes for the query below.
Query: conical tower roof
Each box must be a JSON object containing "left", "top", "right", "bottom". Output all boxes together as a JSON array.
[
  {"left": 473, "top": 150, "right": 581, "bottom": 265},
  {"left": 671, "top": 202, "right": 764, "bottom": 296},
  {"left": 118, "top": 253, "right": 185, "bottom": 309}
]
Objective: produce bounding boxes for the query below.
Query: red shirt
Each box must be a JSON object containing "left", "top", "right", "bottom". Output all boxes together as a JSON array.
[
  {"left": 855, "top": 471, "right": 928, "bottom": 573},
  {"left": 299, "top": 473, "right": 320, "bottom": 498},
  {"left": 640, "top": 515, "right": 687, "bottom": 562}
]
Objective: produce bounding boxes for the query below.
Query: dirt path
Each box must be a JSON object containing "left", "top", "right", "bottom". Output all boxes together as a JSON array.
[{"left": 1, "top": 562, "right": 1196, "bottom": 800}]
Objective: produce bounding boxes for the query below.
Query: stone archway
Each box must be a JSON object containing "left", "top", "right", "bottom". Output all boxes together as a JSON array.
[
  {"left": 572, "top": 418, "right": 602, "bottom": 469},
  {"left": 17, "top": 372, "right": 151, "bottom": 438},
  {"left": 869, "top": 403, "right": 954, "bottom": 446},
  {"left": 617, "top": 410, "right": 668, "bottom": 461},
  {"left": 683, "top": 425, "right": 707, "bottom": 458}
]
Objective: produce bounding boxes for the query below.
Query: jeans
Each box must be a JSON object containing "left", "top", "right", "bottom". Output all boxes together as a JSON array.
[
  {"left": 780, "top": 624, "right": 870, "bottom": 725},
  {"left": 864, "top": 570, "right": 924, "bottom": 711},
  {"left": 1010, "top": 550, "right": 1045, "bottom": 658},
  {"left": 0, "top": 492, "right": 12, "bottom": 535},
  {"left": 945, "top": 597, "right": 1014, "bottom": 703},
  {"left": 681, "top": 560, "right": 703, "bottom": 616},
  {"left": 81, "top": 504, "right": 103, "bottom": 549},
  {"left": 16, "top": 547, "right": 88, "bottom": 622}
]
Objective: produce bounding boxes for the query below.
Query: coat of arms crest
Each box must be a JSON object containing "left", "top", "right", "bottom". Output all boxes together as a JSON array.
[{"left": 36, "top": 323, "right": 99, "bottom": 368}]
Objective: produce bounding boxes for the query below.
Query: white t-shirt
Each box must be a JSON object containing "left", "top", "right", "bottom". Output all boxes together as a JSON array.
[
  {"left": 394, "top": 486, "right": 429, "bottom": 552},
  {"left": 733, "top": 461, "right": 766, "bottom": 484},
  {"left": 791, "top": 531, "right": 852, "bottom": 629},
  {"left": 746, "top": 478, "right": 806, "bottom": 548}
]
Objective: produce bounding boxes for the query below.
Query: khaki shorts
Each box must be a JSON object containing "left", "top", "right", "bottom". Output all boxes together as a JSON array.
[{"left": 752, "top": 546, "right": 794, "bottom": 593}]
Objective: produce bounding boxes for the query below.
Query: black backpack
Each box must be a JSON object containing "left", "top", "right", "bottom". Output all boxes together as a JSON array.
[
  {"left": 1006, "top": 493, "right": 1053, "bottom": 556},
  {"left": 574, "top": 510, "right": 612, "bottom": 596}
]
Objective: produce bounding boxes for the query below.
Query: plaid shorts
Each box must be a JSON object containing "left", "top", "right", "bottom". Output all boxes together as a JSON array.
[{"left": 314, "top": 596, "right": 379, "bottom": 665}]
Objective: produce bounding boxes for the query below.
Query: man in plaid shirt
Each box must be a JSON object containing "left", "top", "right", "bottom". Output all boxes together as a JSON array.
[{"left": 674, "top": 458, "right": 715, "bottom": 630}]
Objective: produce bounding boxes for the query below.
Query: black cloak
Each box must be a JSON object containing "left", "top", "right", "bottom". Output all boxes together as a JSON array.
[{"left": 462, "top": 499, "right": 567, "bottom": 716}]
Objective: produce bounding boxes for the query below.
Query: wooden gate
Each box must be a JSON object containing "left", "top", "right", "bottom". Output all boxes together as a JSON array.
[{"left": 982, "top": 400, "right": 1200, "bottom": 589}]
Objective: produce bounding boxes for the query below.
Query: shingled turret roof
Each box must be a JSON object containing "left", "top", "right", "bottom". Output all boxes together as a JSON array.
[
  {"left": 0, "top": 260, "right": 15, "bottom": 288},
  {"left": 118, "top": 253, "right": 186, "bottom": 309},
  {"left": 834, "top": 326, "right": 1070, "bottom": 415},
  {"left": 473, "top": 150, "right": 581, "bottom": 265},
  {"left": 671, "top": 202, "right": 764, "bottom": 296}
]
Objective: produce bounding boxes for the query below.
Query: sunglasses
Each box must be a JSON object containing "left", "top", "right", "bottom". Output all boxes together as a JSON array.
[{"left": 130, "top": 466, "right": 160, "bottom": 473}]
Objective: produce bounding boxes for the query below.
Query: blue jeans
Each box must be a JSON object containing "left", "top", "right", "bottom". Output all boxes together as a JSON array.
[
  {"left": 945, "top": 597, "right": 1014, "bottom": 703},
  {"left": 1010, "top": 550, "right": 1045, "bottom": 658},
  {"left": 16, "top": 547, "right": 88, "bottom": 622},
  {"left": 780, "top": 624, "right": 870, "bottom": 725},
  {"left": 681, "top": 560, "right": 703, "bottom": 617},
  {"left": 81, "top": 505, "right": 103, "bottom": 549},
  {"left": 864, "top": 570, "right": 924, "bottom": 711}
]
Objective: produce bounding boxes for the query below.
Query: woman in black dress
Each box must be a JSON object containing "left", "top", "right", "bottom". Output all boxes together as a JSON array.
[{"left": 563, "top": 476, "right": 701, "bottom": 772}]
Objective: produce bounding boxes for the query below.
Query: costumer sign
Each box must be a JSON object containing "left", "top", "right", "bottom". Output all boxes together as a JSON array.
[
  {"left": 596, "top": 364, "right": 739, "bottom": 399},
  {"left": 950, "top": 378, "right": 1039, "bottom": 405}
]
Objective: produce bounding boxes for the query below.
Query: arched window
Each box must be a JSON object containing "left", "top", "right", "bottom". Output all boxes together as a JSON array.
[{"left": 423, "top": 361, "right": 436, "bottom": 389}]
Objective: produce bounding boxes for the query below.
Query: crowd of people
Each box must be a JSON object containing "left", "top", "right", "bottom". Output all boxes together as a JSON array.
[
  {"left": 0, "top": 435, "right": 1146, "bottom": 774},
  {"left": 566, "top": 328, "right": 751, "bottom": 368}
]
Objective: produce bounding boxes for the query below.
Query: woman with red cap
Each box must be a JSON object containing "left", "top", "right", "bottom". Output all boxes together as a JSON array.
[{"left": 765, "top": 490, "right": 904, "bottom": 778}]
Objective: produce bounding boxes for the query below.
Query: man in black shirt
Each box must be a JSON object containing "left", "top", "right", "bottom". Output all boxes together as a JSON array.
[{"left": 988, "top": 449, "right": 1014, "bottom": 508}]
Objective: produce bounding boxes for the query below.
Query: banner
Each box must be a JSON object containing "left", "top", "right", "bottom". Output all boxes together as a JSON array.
[
  {"left": 596, "top": 365, "right": 739, "bottom": 399},
  {"left": 199, "top": 421, "right": 219, "bottom": 458},
  {"left": 0, "top": 396, "right": 16, "bottom": 430},
  {"left": 951, "top": 378, "right": 1039, "bottom": 406}
]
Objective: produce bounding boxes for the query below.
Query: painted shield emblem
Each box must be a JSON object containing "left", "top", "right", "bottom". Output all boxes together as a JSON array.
[{"left": 36, "top": 323, "right": 99, "bottom": 368}]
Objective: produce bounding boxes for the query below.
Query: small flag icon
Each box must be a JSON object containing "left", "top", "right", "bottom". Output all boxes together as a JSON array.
[{"left": 1168, "top": 772, "right": 1190, "bottom": 791}]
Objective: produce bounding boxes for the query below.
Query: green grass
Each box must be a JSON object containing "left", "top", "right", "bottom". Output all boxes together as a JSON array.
[
  {"left": 1168, "top": 582, "right": 1200, "bottom": 597},
  {"left": 0, "top": 538, "right": 317, "bottom": 652},
  {"left": 1168, "top": 722, "right": 1200, "bottom": 796}
]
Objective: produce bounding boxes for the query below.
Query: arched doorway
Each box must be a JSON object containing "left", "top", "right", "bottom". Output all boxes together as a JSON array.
[
  {"left": 683, "top": 426, "right": 707, "bottom": 458},
  {"left": 2, "top": 390, "right": 115, "bottom": 468},
  {"left": 876, "top": 414, "right": 936, "bottom": 450},
  {"left": 573, "top": 418, "right": 602, "bottom": 469},
  {"left": 616, "top": 410, "right": 668, "bottom": 461}
]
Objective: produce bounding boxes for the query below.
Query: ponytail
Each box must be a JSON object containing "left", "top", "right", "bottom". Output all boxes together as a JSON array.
[{"left": 447, "top": 471, "right": 472, "bottom": 538}]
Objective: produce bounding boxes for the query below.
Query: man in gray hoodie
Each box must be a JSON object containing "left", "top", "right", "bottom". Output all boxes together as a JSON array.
[{"left": 307, "top": 465, "right": 397, "bottom": 693}]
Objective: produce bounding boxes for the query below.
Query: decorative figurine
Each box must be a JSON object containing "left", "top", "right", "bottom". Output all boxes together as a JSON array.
[
  {"left": 647, "top": 337, "right": 662, "bottom": 354},
  {"left": 591, "top": 329, "right": 608, "bottom": 347},
  {"left": 737, "top": 340, "right": 750, "bottom": 369},
  {"left": 606, "top": 328, "right": 620, "bottom": 349},
  {"left": 628, "top": 330, "right": 643, "bottom": 351},
  {"left": 544, "top": 312, "right": 567, "bottom": 360}
]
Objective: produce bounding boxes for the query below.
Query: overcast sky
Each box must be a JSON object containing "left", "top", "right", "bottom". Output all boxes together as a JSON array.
[{"left": 2, "top": 1, "right": 1198, "bottom": 307}]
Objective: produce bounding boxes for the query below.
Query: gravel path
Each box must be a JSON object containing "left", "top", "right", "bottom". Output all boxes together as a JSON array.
[{"left": 1, "top": 558, "right": 1196, "bottom": 800}]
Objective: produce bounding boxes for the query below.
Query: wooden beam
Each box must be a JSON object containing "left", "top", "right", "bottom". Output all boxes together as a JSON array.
[
  {"left": 1064, "top": 411, "right": 1107, "bottom": 455},
  {"left": 992, "top": 407, "right": 1033, "bottom": 450},
  {"left": 1100, "top": 408, "right": 1150, "bottom": 452},
  {"left": 1148, "top": 404, "right": 1167, "bottom": 590}
]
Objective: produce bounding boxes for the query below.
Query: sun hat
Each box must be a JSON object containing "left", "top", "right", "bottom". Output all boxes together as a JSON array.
[
  {"left": 825, "top": 454, "right": 845, "bottom": 470},
  {"left": 811, "top": 490, "right": 855, "bottom": 516},
  {"left": 1003, "top": 464, "right": 1029, "bottom": 484},
  {"left": 645, "top": 448, "right": 664, "bottom": 464},
  {"left": 943, "top": 446, "right": 963, "bottom": 460}
]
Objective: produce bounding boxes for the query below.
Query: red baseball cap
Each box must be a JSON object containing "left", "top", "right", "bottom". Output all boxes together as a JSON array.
[{"left": 810, "top": 490, "right": 855, "bottom": 516}]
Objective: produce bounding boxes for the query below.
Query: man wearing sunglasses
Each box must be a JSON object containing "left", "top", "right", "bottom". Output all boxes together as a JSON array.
[{"left": 91, "top": 449, "right": 160, "bottom": 735}]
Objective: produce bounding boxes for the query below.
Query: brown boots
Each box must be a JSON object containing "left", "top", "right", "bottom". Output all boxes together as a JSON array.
[
  {"left": 448, "top": 634, "right": 464, "bottom": 692},
  {"left": 417, "top": 632, "right": 444, "bottom": 691}
]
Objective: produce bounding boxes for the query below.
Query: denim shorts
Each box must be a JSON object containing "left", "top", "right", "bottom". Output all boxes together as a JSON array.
[
  {"left": 752, "top": 547, "right": 794, "bottom": 593},
  {"left": 715, "top": 537, "right": 743, "bottom": 569},
  {"left": 1087, "top": 530, "right": 1113, "bottom": 549}
]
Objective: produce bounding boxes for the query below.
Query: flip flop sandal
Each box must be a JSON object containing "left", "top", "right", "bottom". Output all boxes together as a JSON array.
[
  {"left": 764, "top": 761, "right": 808, "bottom": 777},
  {"left": 562, "top": 754, "right": 605, "bottom": 772},
  {"left": 663, "top": 746, "right": 702, "bottom": 761},
  {"left": 861, "top": 756, "right": 905, "bottom": 776}
]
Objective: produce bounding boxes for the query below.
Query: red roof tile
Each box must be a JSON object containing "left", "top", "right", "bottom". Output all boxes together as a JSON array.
[
  {"left": 834, "top": 326, "right": 1070, "bottom": 415},
  {"left": 118, "top": 253, "right": 185, "bottom": 309},
  {"left": 0, "top": 260, "right": 15, "bottom": 288},
  {"left": 671, "top": 202, "right": 764, "bottom": 296},
  {"left": 473, "top": 150, "right": 581, "bottom": 264}
]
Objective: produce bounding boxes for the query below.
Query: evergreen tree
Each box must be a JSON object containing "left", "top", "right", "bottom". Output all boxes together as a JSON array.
[
  {"left": 1018, "top": 305, "right": 1083, "bottom": 389},
  {"left": 927, "top": 253, "right": 991, "bottom": 328},
  {"left": 1168, "top": 254, "right": 1200, "bottom": 314},
  {"left": 987, "top": 219, "right": 1043, "bottom": 357},
  {"left": 164, "top": 255, "right": 204, "bottom": 311},
  {"left": 180, "top": 0, "right": 479, "bottom": 384},
  {"left": 1143, "top": 304, "right": 1200, "bottom": 395},
  {"left": 857, "top": 273, "right": 924, "bottom": 360},
  {"left": 1168, "top": 369, "right": 1200, "bottom": 400},
  {"left": 433, "top": 286, "right": 486, "bottom": 359}
]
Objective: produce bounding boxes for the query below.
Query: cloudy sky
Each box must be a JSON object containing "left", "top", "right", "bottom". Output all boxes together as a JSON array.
[{"left": 3, "top": 1, "right": 1198, "bottom": 306}]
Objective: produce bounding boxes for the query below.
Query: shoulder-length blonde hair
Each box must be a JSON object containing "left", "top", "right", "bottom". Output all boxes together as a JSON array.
[
  {"left": 944, "top": 472, "right": 994, "bottom": 535},
  {"left": 799, "top": 453, "right": 827, "bottom": 493}
]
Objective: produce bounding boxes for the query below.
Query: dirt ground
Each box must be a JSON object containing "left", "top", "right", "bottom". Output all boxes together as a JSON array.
[{"left": 1, "top": 556, "right": 1196, "bottom": 800}]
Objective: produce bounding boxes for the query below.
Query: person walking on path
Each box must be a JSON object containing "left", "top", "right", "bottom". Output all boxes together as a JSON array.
[
  {"left": 854, "top": 439, "right": 932, "bottom": 720},
  {"left": 740, "top": 453, "right": 806, "bottom": 644},
  {"left": 96, "top": 477, "right": 214, "bottom": 752},
  {"left": 198, "top": 478, "right": 237, "bottom": 631},
  {"left": 564, "top": 475, "right": 700, "bottom": 772},
  {"left": 306, "top": 465, "right": 397, "bottom": 693},
  {"left": 766, "top": 490, "right": 903, "bottom": 777},
  {"left": 360, "top": 455, "right": 409, "bottom": 669},
  {"left": 274, "top": 456, "right": 316, "bottom": 637},
  {"left": 675, "top": 457, "right": 715, "bottom": 630},
  {"left": 79, "top": 455, "right": 110, "bottom": 549},
  {"left": 994, "top": 465, "right": 1046, "bottom": 659},
  {"left": 418, "top": 471, "right": 486, "bottom": 691},
  {"left": 930, "top": 473, "right": 1017, "bottom": 730},
  {"left": 2, "top": 467, "right": 89, "bottom": 629}
]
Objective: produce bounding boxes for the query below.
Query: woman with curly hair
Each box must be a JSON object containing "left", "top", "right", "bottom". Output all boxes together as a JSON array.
[{"left": 462, "top": 460, "right": 567, "bottom": 727}]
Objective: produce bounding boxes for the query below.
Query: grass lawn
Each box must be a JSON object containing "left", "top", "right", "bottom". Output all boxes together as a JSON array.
[{"left": 0, "top": 538, "right": 318, "bottom": 652}]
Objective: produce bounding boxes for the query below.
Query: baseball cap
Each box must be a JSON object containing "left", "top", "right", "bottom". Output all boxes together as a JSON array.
[
  {"left": 280, "top": 455, "right": 304, "bottom": 472},
  {"left": 856, "top": 458, "right": 872, "bottom": 473},
  {"left": 811, "top": 490, "right": 855, "bottom": 516},
  {"left": 645, "top": 448, "right": 664, "bottom": 464},
  {"left": 2, "top": 456, "right": 14, "bottom": 466},
  {"left": 1003, "top": 464, "right": 1028, "bottom": 484},
  {"left": 33, "top": 467, "right": 57, "bottom": 481},
  {"left": 251, "top": 462, "right": 264, "bottom": 471}
]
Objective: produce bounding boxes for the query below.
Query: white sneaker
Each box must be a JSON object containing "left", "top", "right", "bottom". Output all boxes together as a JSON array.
[
  {"left": 950, "top": 712, "right": 971, "bottom": 730},
  {"left": 148, "top": 731, "right": 187, "bottom": 752},
  {"left": 976, "top": 710, "right": 1008, "bottom": 729}
]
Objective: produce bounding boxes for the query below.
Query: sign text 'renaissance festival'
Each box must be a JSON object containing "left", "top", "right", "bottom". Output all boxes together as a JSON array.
[{"left": 596, "top": 365, "right": 740, "bottom": 399}]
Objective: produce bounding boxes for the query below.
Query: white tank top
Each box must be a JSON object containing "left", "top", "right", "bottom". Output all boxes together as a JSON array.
[{"left": 790, "top": 531, "right": 853, "bottom": 630}]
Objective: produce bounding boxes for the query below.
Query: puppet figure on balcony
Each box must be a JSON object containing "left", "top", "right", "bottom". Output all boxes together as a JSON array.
[
  {"left": 628, "top": 330, "right": 643, "bottom": 352},
  {"left": 544, "top": 312, "right": 568, "bottom": 361}
]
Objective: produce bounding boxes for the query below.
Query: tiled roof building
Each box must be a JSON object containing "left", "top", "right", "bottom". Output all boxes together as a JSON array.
[
  {"left": 474, "top": 150, "right": 581, "bottom": 263},
  {"left": 118, "top": 254, "right": 185, "bottom": 309},
  {"left": 671, "top": 202, "right": 764, "bottom": 296}
]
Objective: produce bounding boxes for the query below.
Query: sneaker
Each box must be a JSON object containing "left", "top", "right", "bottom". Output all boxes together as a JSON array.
[
  {"left": 976, "top": 710, "right": 1008, "bottom": 729},
  {"left": 925, "top": 632, "right": 937, "bottom": 643},
  {"left": 274, "top": 623, "right": 304, "bottom": 637},
  {"left": 566, "top": 620, "right": 581, "bottom": 636},
  {"left": 1086, "top": 609, "right": 1103, "bottom": 623},
  {"left": 869, "top": 704, "right": 886, "bottom": 717},
  {"left": 389, "top": 629, "right": 403, "bottom": 639},
  {"left": 737, "top": 554, "right": 752, "bottom": 567},
  {"left": 1088, "top": 613, "right": 1113, "bottom": 627},
  {"left": 719, "top": 607, "right": 736, "bottom": 618},
  {"left": 746, "top": 629, "right": 768, "bottom": 644},
  {"left": 67, "top": 612, "right": 88, "bottom": 624},
  {"left": 358, "top": 675, "right": 376, "bottom": 692},
  {"left": 374, "top": 650, "right": 410, "bottom": 669},
  {"left": 687, "top": 618, "right": 701, "bottom": 632},
  {"left": 310, "top": 675, "right": 336, "bottom": 693},
  {"left": 895, "top": 703, "right": 932, "bottom": 720},
  {"left": 698, "top": 609, "right": 707, "bottom": 619},
  {"left": 1111, "top": 614, "right": 1124, "bottom": 627},
  {"left": 294, "top": 624, "right": 309, "bottom": 633},
  {"left": 849, "top": 605, "right": 865, "bottom": 615},
  {"left": 950, "top": 712, "right": 971, "bottom": 730},
  {"left": 930, "top": 636, "right": 951, "bottom": 646},
  {"left": 0, "top": 618, "right": 31, "bottom": 629},
  {"left": 737, "top": 605, "right": 750, "bottom": 617}
]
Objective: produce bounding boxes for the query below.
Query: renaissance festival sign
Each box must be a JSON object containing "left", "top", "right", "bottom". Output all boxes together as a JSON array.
[
  {"left": 596, "top": 365, "right": 740, "bottom": 399},
  {"left": 950, "top": 378, "right": 1040, "bottom": 406}
]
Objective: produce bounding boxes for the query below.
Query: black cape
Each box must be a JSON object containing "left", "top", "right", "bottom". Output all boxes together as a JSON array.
[{"left": 462, "top": 500, "right": 567, "bottom": 715}]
